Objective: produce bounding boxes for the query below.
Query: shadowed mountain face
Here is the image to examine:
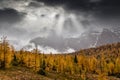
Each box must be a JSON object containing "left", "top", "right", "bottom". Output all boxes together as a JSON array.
[{"left": 30, "top": 28, "right": 120, "bottom": 52}]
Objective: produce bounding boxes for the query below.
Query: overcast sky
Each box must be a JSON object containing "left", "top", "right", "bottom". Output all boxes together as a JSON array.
[{"left": 0, "top": 0, "right": 120, "bottom": 53}]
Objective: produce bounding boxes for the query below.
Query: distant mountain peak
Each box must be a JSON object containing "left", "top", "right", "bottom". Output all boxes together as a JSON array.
[{"left": 96, "top": 28, "right": 120, "bottom": 46}]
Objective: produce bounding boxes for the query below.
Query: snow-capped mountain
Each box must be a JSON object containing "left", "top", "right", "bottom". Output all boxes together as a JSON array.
[
  {"left": 30, "top": 28, "right": 120, "bottom": 52},
  {"left": 96, "top": 28, "right": 120, "bottom": 46}
]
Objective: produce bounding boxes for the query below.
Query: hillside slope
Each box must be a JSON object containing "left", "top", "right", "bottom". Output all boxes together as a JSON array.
[
  {"left": 73, "top": 42, "right": 120, "bottom": 56},
  {"left": 0, "top": 40, "right": 120, "bottom": 80},
  {"left": 0, "top": 67, "right": 52, "bottom": 80}
]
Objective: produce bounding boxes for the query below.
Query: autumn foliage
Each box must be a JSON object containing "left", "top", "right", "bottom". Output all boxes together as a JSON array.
[{"left": 0, "top": 37, "right": 120, "bottom": 79}]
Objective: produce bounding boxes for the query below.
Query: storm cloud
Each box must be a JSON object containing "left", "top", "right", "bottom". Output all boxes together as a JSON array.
[
  {"left": 36, "top": 0, "right": 98, "bottom": 10},
  {"left": 0, "top": 8, "right": 25, "bottom": 24},
  {"left": 35, "top": 0, "right": 120, "bottom": 10},
  {"left": 0, "top": 0, "right": 119, "bottom": 53}
]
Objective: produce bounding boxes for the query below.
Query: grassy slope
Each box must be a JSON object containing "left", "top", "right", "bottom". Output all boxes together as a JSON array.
[
  {"left": 0, "top": 66, "right": 52, "bottom": 80},
  {"left": 0, "top": 66, "right": 120, "bottom": 80}
]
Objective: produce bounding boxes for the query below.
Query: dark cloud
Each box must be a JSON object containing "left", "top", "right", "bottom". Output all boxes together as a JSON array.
[
  {"left": 36, "top": 0, "right": 120, "bottom": 13},
  {"left": 29, "top": 2, "right": 40, "bottom": 7},
  {"left": 0, "top": 0, "right": 4, "bottom": 2},
  {"left": 36, "top": 0, "right": 66, "bottom": 6},
  {"left": 100, "top": 0, "right": 120, "bottom": 6},
  {"left": 0, "top": 8, "right": 25, "bottom": 24},
  {"left": 97, "top": 0, "right": 120, "bottom": 15},
  {"left": 94, "top": 6, "right": 120, "bottom": 26},
  {"left": 36, "top": 0, "right": 96, "bottom": 10},
  {"left": 28, "top": 1, "right": 43, "bottom": 7},
  {"left": 90, "top": 0, "right": 101, "bottom": 2}
]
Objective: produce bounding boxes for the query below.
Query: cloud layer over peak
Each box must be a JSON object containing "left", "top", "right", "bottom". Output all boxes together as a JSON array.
[{"left": 0, "top": 0, "right": 119, "bottom": 53}]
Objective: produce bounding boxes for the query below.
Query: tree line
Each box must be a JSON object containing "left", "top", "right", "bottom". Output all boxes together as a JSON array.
[{"left": 0, "top": 37, "right": 120, "bottom": 79}]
